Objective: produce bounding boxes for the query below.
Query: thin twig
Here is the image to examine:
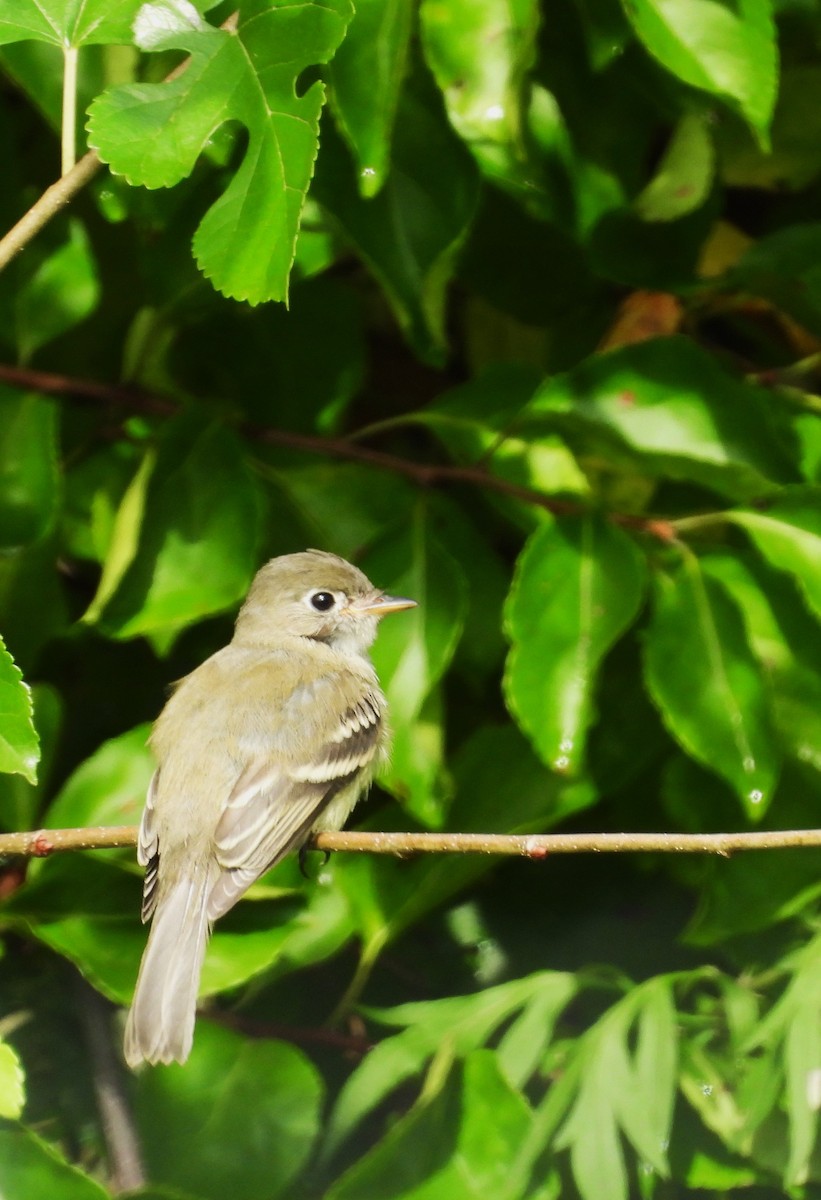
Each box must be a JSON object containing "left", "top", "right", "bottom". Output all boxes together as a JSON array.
[
  {"left": 72, "top": 974, "right": 146, "bottom": 1193},
  {"left": 0, "top": 152, "right": 102, "bottom": 272},
  {"left": 0, "top": 362, "right": 677, "bottom": 541},
  {"left": 5, "top": 824, "right": 821, "bottom": 859}
]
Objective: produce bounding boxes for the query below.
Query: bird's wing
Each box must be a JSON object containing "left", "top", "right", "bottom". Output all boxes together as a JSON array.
[
  {"left": 138, "top": 771, "right": 161, "bottom": 923},
  {"left": 208, "top": 689, "right": 383, "bottom": 920}
]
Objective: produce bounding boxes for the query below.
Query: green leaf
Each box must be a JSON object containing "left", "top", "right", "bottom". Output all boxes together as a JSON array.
[
  {"left": 504, "top": 514, "right": 646, "bottom": 773},
  {"left": 0, "top": 636, "right": 39, "bottom": 785},
  {"left": 16, "top": 221, "right": 100, "bottom": 363},
  {"left": 419, "top": 0, "right": 552, "bottom": 211},
  {"left": 621, "top": 0, "right": 777, "bottom": 139},
  {"left": 365, "top": 510, "right": 469, "bottom": 728},
  {"left": 326, "top": 972, "right": 576, "bottom": 1157},
  {"left": 329, "top": 0, "right": 414, "bottom": 196},
  {"left": 0, "top": 0, "right": 144, "bottom": 46},
  {"left": 528, "top": 337, "right": 798, "bottom": 500},
  {"left": 728, "top": 489, "right": 821, "bottom": 622},
  {"left": 313, "top": 85, "right": 480, "bottom": 363},
  {"left": 643, "top": 553, "right": 780, "bottom": 814},
  {"left": 43, "top": 723, "right": 153, "bottom": 829},
  {"left": 0, "top": 1128, "right": 109, "bottom": 1198},
  {"left": 87, "top": 0, "right": 354, "bottom": 304},
  {"left": 0, "top": 1039, "right": 24, "bottom": 1119},
  {"left": 84, "top": 416, "right": 260, "bottom": 645},
  {"left": 0, "top": 388, "right": 58, "bottom": 550},
  {"left": 0, "top": 683, "right": 61, "bottom": 831},
  {"left": 327, "top": 1051, "right": 535, "bottom": 1200},
  {"left": 137, "top": 1022, "right": 323, "bottom": 1200},
  {"left": 634, "top": 109, "right": 715, "bottom": 222},
  {"left": 730, "top": 225, "right": 821, "bottom": 337}
]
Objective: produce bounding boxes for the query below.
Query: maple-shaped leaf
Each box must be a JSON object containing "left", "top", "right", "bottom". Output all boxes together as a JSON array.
[{"left": 87, "top": 0, "right": 353, "bottom": 304}]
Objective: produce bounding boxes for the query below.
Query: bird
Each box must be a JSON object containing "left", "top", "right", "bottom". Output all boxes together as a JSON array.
[{"left": 123, "top": 549, "right": 415, "bottom": 1068}]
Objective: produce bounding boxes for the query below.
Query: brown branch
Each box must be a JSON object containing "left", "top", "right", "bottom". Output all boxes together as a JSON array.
[
  {"left": 0, "top": 362, "right": 676, "bottom": 542},
  {"left": 0, "top": 151, "right": 103, "bottom": 273},
  {"left": 5, "top": 824, "right": 821, "bottom": 859}
]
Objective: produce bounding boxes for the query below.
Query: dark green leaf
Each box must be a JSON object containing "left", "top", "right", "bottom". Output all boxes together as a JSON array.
[
  {"left": 84, "top": 416, "right": 260, "bottom": 645},
  {"left": 87, "top": 0, "right": 353, "bottom": 303},
  {"left": 0, "top": 388, "right": 58, "bottom": 550},
  {"left": 313, "top": 86, "right": 479, "bottom": 363},
  {"left": 137, "top": 1022, "right": 323, "bottom": 1200},
  {"left": 505, "top": 514, "right": 646, "bottom": 773},
  {"left": 16, "top": 220, "right": 100, "bottom": 362},
  {"left": 643, "top": 554, "right": 780, "bottom": 814}
]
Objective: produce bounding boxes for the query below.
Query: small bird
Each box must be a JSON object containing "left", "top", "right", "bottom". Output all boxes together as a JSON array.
[{"left": 124, "top": 550, "right": 415, "bottom": 1068}]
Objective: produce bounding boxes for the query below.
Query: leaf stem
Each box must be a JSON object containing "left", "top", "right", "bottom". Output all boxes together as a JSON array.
[{"left": 62, "top": 46, "right": 79, "bottom": 176}]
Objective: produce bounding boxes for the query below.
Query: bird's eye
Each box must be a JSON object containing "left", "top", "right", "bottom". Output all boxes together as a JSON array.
[{"left": 310, "top": 591, "right": 336, "bottom": 612}]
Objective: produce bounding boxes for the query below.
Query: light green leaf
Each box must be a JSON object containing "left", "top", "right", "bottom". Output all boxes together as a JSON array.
[
  {"left": 419, "top": 0, "right": 550, "bottom": 210},
  {"left": 327, "top": 1051, "right": 534, "bottom": 1200},
  {"left": 0, "top": 1128, "right": 109, "bottom": 1198},
  {"left": 16, "top": 221, "right": 100, "bottom": 363},
  {"left": 84, "top": 416, "right": 260, "bottom": 644},
  {"left": 326, "top": 972, "right": 575, "bottom": 1157},
  {"left": 329, "top": 0, "right": 414, "bottom": 196},
  {"left": 0, "top": 636, "right": 39, "bottom": 785},
  {"left": 0, "top": 388, "right": 58, "bottom": 550},
  {"left": 87, "top": 0, "right": 353, "bottom": 304},
  {"left": 0, "top": 683, "right": 61, "bottom": 831},
  {"left": 137, "top": 1022, "right": 323, "bottom": 1200},
  {"left": 635, "top": 109, "right": 715, "bottom": 222},
  {"left": 621, "top": 0, "right": 777, "bottom": 139},
  {"left": 0, "top": 0, "right": 145, "bottom": 47},
  {"left": 504, "top": 514, "right": 646, "bottom": 773},
  {"left": 643, "top": 554, "right": 780, "bottom": 814},
  {"left": 0, "top": 1039, "right": 24, "bottom": 1119},
  {"left": 528, "top": 337, "right": 798, "bottom": 500},
  {"left": 728, "top": 489, "right": 821, "bottom": 622}
]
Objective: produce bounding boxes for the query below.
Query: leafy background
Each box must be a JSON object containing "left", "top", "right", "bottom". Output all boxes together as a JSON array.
[{"left": 2, "top": 0, "right": 821, "bottom": 1196}]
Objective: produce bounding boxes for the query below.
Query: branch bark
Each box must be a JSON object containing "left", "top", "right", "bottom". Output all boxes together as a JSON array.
[{"left": 4, "top": 824, "right": 821, "bottom": 859}]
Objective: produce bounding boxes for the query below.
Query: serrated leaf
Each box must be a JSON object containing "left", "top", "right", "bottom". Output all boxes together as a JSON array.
[
  {"left": 0, "top": 388, "right": 58, "bottom": 550},
  {"left": 622, "top": 0, "right": 777, "bottom": 140},
  {"left": 0, "top": 0, "right": 145, "bottom": 47},
  {"left": 504, "top": 514, "right": 646, "bottom": 773},
  {"left": 528, "top": 337, "right": 798, "bottom": 500},
  {"left": 87, "top": 0, "right": 353, "bottom": 304},
  {"left": 328, "top": 0, "right": 414, "bottom": 196},
  {"left": 0, "top": 636, "right": 39, "bottom": 784},
  {"left": 729, "top": 489, "right": 821, "bottom": 622},
  {"left": 643, "top": 555, "right": 780, "bottom": 814}
]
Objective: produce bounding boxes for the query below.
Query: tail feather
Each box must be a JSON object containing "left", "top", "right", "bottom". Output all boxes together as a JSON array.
[{"left": 124, "top": 876, "right": 211, "bottom": 1068}]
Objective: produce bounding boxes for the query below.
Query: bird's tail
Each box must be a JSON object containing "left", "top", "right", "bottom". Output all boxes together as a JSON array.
[{"left": 124, "top": 875, "right": 211, "bottom": 1068}]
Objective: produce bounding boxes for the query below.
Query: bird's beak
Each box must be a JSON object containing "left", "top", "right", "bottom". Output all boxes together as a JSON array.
[{"left": 352, "top": 592, "right": 417, "bottom": 617}]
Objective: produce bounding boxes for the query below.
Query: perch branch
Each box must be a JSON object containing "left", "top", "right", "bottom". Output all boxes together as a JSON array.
[{"left": 4, "top": 825, "right": 821, "bottom": 859}]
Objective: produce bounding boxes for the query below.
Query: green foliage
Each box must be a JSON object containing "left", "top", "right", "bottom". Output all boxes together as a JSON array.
[{"left": 2, "top": 0, "right": 821, "bottom": 1197}]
